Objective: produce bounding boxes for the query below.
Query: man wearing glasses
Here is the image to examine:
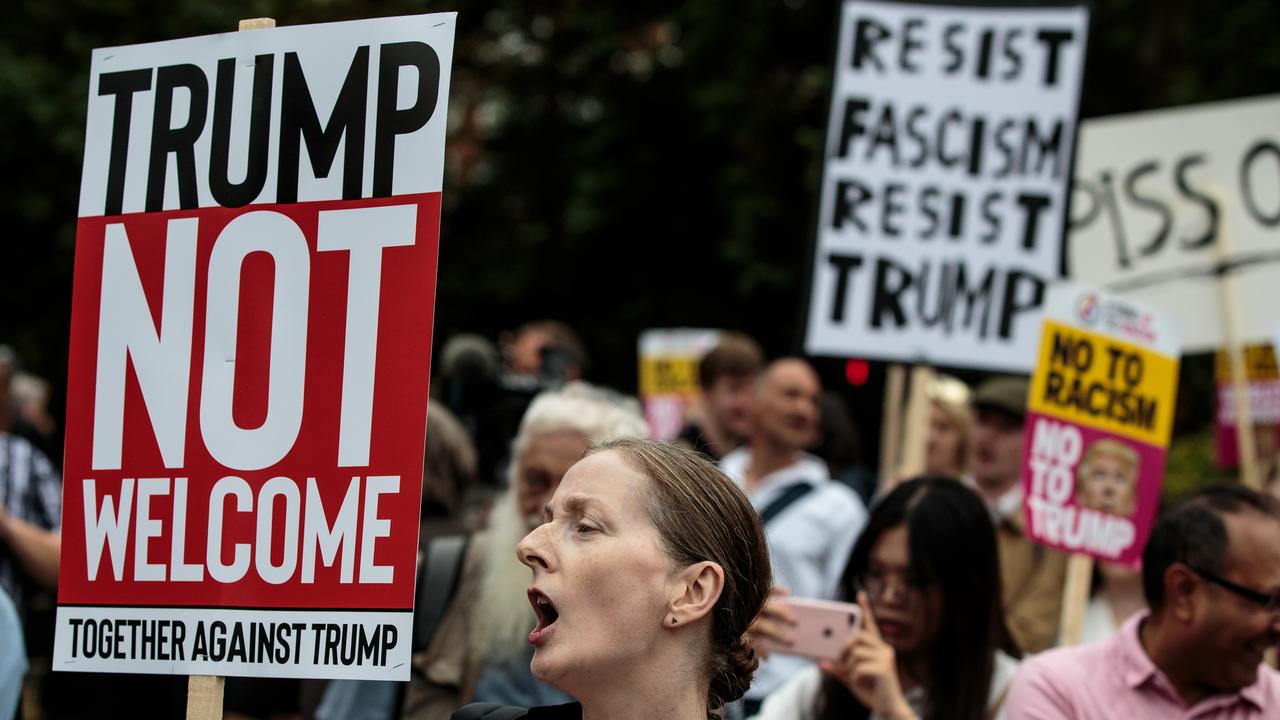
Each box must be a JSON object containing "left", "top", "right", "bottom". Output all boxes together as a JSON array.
[{"left": 1006, "top": 485, "right": 1280, "bottom": 718}]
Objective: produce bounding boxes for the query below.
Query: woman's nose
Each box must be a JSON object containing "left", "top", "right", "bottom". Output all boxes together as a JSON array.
[{"left": 517, "top": 523, "right": 551, "bottom": 572}]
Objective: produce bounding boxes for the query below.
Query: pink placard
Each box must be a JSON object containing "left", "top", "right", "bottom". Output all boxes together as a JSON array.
[{"left": 1022, "top": 410, "right": 1165, "bottom": 567}]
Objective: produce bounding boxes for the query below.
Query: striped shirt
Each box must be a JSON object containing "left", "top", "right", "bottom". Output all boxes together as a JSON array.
[{"left": 0, "top": 432, "right": 62, "bottom": 614}]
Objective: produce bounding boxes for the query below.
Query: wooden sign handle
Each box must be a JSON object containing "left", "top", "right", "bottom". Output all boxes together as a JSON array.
[
  {"left": 899, "top": 365, "right": 934, "bottom": 479},
  {"left": 239, "top": 17, "right": 277, "bottom": 30},
  {"left": 1215, "top": 196, "right": 1261, "bottom": 489},
  {"left": 186, "top": 675, "right": 225, "bottom": 720},
  {"left": 186, "top": 19, "right": 276, "bottom": 720},
  {"left": 877, "top": 364, "right": 933, "bottom": 497},
  {"left": 1225, "top": 336, "right": 1261, "bottom": 489},
  {"left": 1058, "top": 553, "right": 1094, "bottom": 645},
  {"left": 878, "top": 364, "right": 907, "bottom": 493}
]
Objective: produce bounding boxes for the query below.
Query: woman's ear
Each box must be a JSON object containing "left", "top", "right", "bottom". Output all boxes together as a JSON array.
[{"left": 666, "top": 561, "right": 725, "bottom": 627}]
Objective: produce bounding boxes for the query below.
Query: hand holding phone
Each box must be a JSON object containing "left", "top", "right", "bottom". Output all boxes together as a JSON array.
[
  {"left": 818, "top": 593, "right": 913, "bottom": 720},
  {"left": 755, "top": 597, "right": 863, "bottom": 661},
  {"left": 745, "top": 586, "right": 797, "bottom": 659}
]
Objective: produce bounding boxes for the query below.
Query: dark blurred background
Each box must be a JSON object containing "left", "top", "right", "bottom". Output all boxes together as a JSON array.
[{"left": 2, "top": 0, "right": 1278, "bottom": 492}]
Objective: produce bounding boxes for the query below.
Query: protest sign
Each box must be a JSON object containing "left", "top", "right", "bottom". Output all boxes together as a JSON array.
[
  {"left": 1069, "top": 95, "right": 1280, "bottom": 353},
  {"left": 1022, "top": 284, "right": 1179, "bottom": 567},
  {"left": 637, "top": 329, "right": 722, "bottom": 440},
  {"left": 1214, "top": 344, "right": 1280, "bottom": 468},
  {"left": 55, "top": 13, "right": 455, "bottom": 681},
  {"left": 805, "top": 0, "right": 1089, "bottom": 372}
]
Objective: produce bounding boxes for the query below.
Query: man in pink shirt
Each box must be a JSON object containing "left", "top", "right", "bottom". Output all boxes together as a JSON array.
[{"left": 1006, "top": 485, "right": 1280, "bottom": 718}]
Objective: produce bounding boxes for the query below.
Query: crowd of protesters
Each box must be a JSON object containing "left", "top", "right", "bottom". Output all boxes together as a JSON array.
[{"left": 2, "top": 321, "right": 1280, "bottom": 720}]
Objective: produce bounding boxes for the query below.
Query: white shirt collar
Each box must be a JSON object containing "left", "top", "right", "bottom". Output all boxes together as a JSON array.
[
  {"left": 719, "top": 447, "right": 829, "bottom": 503},
  {"left": 962, "top": 475, "right": 1022, "bottom": 523}
]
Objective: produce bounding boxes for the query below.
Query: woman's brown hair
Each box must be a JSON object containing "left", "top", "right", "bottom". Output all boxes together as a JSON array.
[{"left": 593, "top": 438, "right": 771, "bottom": 716}]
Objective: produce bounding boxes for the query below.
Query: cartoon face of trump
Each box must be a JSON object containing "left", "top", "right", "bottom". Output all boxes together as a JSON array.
[{"left": 1076, "top": 438, "right": 1140, "bottom": 517}]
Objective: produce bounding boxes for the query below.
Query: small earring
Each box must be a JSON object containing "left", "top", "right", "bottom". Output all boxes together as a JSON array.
[{"left": 670, "top": 617, "right": 678, "bottom": 625}]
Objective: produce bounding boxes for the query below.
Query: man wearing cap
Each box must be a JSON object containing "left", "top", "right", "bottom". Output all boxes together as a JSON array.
[{"left": 969, "top": 375, "right": 1069, "bottom": 654}]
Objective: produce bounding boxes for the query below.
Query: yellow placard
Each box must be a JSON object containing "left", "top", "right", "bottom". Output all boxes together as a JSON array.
[
  {"left": 1214, "top": 343, "right": 1278, "bottom": 383},
  {"left": 638, "top": 356, "right": 702, "bottom": 397},
  {"left": 1028, "top": 320, "right": 1178, "bottom": 447}
]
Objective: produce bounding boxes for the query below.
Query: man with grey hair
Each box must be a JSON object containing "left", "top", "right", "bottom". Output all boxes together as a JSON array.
[{"left": 404, "top": 382, "right": 649, "bottom": 720}]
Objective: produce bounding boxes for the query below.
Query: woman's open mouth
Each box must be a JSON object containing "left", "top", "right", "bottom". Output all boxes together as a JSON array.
[{"left": 528, "top": 588, "right": 560, "bottom": 645}]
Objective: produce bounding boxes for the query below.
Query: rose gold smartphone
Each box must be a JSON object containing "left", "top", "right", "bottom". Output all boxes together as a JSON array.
[{"left": 757, "top": 597, "right": 863, "bottom": 661}]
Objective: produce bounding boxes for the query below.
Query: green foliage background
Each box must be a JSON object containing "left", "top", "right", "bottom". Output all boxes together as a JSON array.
[{"left": 2, "top": 0, "right": 1277, "bottom": 493}]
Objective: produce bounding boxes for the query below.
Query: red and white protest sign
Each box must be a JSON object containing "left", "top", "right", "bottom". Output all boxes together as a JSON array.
[
  {"left": 1021, "top": 284, "right": 1179, "bottom": 567},
  {"left": 54, "top": 14, "right": 454, "bottom": 680}
]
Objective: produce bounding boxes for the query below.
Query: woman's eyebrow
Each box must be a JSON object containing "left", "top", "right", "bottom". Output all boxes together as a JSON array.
[
  {"left": 545, "top": 494, "right": 600, "bottom": 518},
  {"left": 562, "top": 495, "right": 598, "bottom": 515}
]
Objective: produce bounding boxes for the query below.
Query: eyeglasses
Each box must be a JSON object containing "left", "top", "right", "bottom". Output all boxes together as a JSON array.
[
  {"left": 854, "top": 570, "right": 926, "bottom": 607},
  {"left": 1186, "top": 564, "right": 1280, "bottom": 613}
]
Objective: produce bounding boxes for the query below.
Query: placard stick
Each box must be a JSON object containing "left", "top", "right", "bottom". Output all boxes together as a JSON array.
[
  {"left": 1225, "top": 344, "right": 1260, "bottom": 489},
  {"left": 187, "top": 19, "right": 277, "bottom": 720},
  {"left": 1058, "top": 553, "right": 1094, "bottom": 645},
  {"left": 879, "top": 364, "right": 907, "bottom": 492},
  {"left": 1217, "top": 201, "right": 1261, "bottom": 489},
  {"left": 239, "top": 17, "right": 276, "bottom": 30},
  {"left": 186, "top": 675, "right": 225, "bottom": 720},
  {"left": 898, "top": 365, "right": 934, "bottom": 479}
]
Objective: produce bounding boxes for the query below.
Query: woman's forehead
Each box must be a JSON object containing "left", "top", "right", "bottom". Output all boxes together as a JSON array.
[
  {"left": 553, "top": 450, "right": 649, "bottom": 511},
  {"left": 870, "top": 524, "right": 910, "bottom": 566}
]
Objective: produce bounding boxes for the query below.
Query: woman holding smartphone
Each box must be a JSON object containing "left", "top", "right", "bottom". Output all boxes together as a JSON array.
[
  {"left": 754, "top": 476, "right": 1021, "bottom": 720},
  {"left": 460, "top": 438, "right": 772, "bottom": 720}
]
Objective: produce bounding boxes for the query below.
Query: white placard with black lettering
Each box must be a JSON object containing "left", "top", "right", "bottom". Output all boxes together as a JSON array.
[
  {"left": 1069, "top": 95, "right": 1280, "bottom": 353},
  {"left": 805, "top": 0, "right": 1089, "bottom": 371}
]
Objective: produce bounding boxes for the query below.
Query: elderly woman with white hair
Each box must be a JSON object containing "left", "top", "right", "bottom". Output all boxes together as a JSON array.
[{"left": 404, "top": 382, "right": 649, "bottom": 720}]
